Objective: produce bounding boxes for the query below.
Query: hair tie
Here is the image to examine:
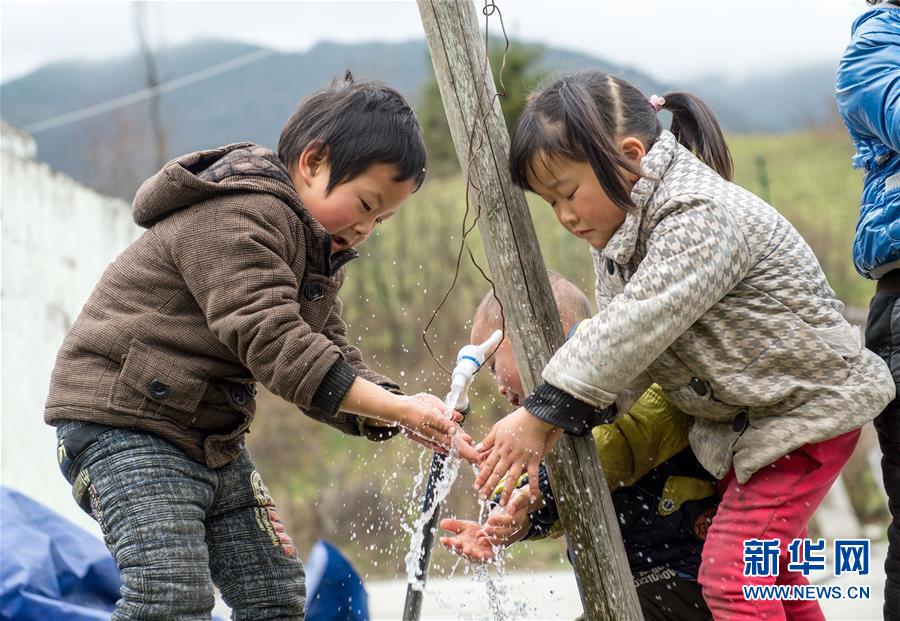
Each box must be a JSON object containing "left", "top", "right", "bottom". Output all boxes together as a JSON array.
[{"left": 648, "top": 95, "right": 666, "bottom": 113}]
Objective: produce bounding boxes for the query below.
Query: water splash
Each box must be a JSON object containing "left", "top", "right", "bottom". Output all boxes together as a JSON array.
[{"left": 404, "top": 385, "right": 464, "bottom": 591}]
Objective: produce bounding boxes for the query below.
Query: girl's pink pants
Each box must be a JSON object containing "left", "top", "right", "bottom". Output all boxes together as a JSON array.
[{"left": 698, "top": 428, "right": 861, "bottom": 620}]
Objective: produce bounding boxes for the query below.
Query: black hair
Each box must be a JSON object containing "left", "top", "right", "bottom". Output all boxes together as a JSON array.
[
  {"left": 509, "top": 71, "right": 732, "bottom": 210},
  {"left": 278, "top": 70, "right": 427, "bottom": 193}
]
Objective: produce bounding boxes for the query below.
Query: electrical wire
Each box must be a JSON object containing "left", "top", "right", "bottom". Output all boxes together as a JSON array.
[
  {"left": 421, "top": 0, "right": 509, "bottom": 375},
  {"left": 23, "top": 48, "right": 276, "bottom": 134}
]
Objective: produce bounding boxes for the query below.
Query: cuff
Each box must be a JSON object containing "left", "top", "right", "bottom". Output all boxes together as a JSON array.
[
  {"left": 357, "top": 418, "right": 401, "bottom": 442},
  {"left": 380, "top": 381, "right": 404, "bottom": 396},
  {"left": 310, "top": 358, "right": 358, "bottom": 416},
  {"left": 525, "top": 464, "right": 560, "bottom": 540},
  {"left": 523, "top": 383, "right": 617, "bottom": 436}
]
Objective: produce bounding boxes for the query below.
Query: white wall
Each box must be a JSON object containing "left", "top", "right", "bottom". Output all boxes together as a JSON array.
[{"left": 1, "top": 121, "right": 140, "bottom": 533}]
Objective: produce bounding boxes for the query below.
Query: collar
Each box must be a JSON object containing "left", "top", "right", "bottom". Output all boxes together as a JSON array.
[
  {"left": 280, "top": 172, "right": 360, "bottom": 277},
  {"left": 602, "top": 130, "right": 679, "bottom": 265},
  {"left": 324, "top": 245, "right": 360, "bottom": 277}
]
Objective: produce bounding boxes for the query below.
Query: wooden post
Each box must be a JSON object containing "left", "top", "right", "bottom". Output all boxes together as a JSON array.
[{"left": 417, "top": 1, "right": 642, "bottom": 619}]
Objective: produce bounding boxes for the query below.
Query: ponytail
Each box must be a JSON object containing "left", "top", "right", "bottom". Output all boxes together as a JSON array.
[
  {"left": 509, "top": 71, "right": 734, "bottom": 208},
  {"left": 661, "top": 92, "right": 733, "bottom": 181}
]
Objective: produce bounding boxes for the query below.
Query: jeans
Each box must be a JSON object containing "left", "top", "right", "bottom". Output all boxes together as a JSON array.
[
  {"left": 866, "top": 292, "right": 900, "bottom": 620},
  {"left": 56, "top": 421, "right": 305, "bottom": 620}
]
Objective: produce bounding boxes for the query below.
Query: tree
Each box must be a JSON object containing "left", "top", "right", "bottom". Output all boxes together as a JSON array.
[
  {"left": 133, "top": 1, "right": 168, "bottom": 172},
  {"left": 418, "top": 40, "right": 547, "bottom": 177}
]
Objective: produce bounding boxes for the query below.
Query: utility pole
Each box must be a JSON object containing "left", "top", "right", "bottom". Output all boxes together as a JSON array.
[{"left": 417, "top": 1, "right": 642, "bottom": 619}]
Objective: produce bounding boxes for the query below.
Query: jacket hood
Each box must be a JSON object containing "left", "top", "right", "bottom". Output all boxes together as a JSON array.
[{"left": 132, "top": 143, "right": 302, "bottom": 228}]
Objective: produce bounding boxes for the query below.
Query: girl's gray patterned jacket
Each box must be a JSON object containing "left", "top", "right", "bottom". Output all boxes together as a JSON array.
[{"left": 540, "top": 130, "right": 895, "bottom": 484}]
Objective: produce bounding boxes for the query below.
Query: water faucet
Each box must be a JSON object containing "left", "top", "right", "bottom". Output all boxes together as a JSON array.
[{"left": 448, "top": 329, "right": 503, "bottom": 411}]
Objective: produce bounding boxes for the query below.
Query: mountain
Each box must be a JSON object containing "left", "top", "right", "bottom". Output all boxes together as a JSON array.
[
  {"left": 0, "top": 39, "right": 438, "bottom": 196},
  {"left": 688, "top": 62, "right": 841, "bottom": 133},
  {"left": 0, "top": 38, "right": 840, "bottom": 198}
]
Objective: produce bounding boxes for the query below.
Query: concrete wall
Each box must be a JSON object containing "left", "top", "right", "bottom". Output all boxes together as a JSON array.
[{"left": 1, "top": 121, "right": 141, "bottom": 533}]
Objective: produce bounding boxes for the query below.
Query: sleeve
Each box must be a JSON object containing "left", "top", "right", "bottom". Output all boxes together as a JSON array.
[
  {"left": 521, "top": 387, "right": 690, "bottom": 541},
  {"left": 539, "top": 195, "right": 752, "bottom": 412},
  {"left": 836, "top": 15, "right": 900, "bottom": 156},
  {"left": 488, "top": 465, "right": 563, "bottom": 542},
  {"left": 522, "top": 465, "right": 563, "bottom": 541},
  {"left": 592, "top": 385, "right": 691, "bottom": 489},
  {"left": 167, "top": 199, "right": 357, "bottom": 419},
  {"left": 320, "top": 295, "right": 403, "bottom": 441}
]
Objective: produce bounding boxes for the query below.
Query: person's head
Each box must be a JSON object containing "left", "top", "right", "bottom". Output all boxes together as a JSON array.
[
  {"left": 278, "top": 71, "right": 427, "bottom": 253},
  {"left": 471, "top": 272, "right": 592, "bottom": 406},
  {"left": 508, "top": 70, "right": 732, "bottom": 251}
]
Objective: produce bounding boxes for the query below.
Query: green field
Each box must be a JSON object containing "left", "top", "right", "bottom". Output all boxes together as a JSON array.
[{"left": 246, "top": 127, "right": 877, "bottom": 580}]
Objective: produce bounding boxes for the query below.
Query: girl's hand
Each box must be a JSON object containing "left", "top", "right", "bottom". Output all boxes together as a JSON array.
[
  {"left": 481, "top": 488, "right": 534, "bottom": 546},
  {"left": 474, "top": 407, "right": 562, "bottom": 505},
  {"left": 439, "top": 518, "right": 496, "bottom": 562},
  {"left": 394, "top": 394, "right": 479, "bottom": 462}
]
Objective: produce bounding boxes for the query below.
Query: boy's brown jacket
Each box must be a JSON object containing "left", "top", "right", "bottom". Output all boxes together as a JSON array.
[{"left": 45, "top": 143, "right": 400, "bottom": 468}]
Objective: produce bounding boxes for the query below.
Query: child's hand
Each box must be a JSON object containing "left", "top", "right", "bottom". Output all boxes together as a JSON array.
[
  {"left": 439, "top": 518, "right": 496, "bottom": 562},
  {"left": 474, "top": 407, "right": 562, "bottom": 505},
  {"left": 394, "top": 395, "right": 479, "bottom": 462},
  {"left": 481, "top": 488, "right": 535, "bottom": 546}
]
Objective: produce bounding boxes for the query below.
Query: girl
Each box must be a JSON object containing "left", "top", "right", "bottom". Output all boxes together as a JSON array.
[{"left": 473, "top": 70, "right": 895, "bottom": 619}]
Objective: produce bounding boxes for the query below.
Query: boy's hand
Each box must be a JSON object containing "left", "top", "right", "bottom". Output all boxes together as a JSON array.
[
  {"left": 481, "top": 488, "right": 535, "bottom": 546},
  {"left": 394, "top": 394, "right": 479, "bottom": 462},
  {"left": 474, "top": 407, "right": 562, "bottom": 505},
  {"left": 439, "top": 518, "right": 496, "bottom": 562},
  {"left": 339, "top": 378, "right": 477, "bottom": 460}
]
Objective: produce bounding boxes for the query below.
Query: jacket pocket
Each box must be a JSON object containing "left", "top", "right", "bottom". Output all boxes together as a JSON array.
[
  {"left": 109, "top": 339, "right": 207, "bottom": 424},
  {"left": 667, "top": 376, "right": 740, "bottom": 422}
]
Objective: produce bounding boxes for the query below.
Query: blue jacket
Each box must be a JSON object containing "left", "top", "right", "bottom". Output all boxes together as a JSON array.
[{"left": 835, "top": 4, "right": 900, "bottom": 280}]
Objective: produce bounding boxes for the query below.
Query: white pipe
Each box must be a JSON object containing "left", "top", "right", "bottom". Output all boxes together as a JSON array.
[{"left": 448, "top": 329, "right": 503, "bottom": 410}]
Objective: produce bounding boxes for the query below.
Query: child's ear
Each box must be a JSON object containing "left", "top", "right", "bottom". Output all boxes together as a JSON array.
[
  {"left": 296, "top": 142, "right": 329, "bottom": 186},
  {"left": 619, "top": 136, "right": 646, "bottom": 165}
]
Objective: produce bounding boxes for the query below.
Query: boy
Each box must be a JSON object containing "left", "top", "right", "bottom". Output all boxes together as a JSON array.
[
  {"left": 46, "top": 72, "right": 477, "bottom": 620},
  {"left": 441, "top": 274, "right": 717, "bottom": 620},
  {"left": 836, "top": 3, "right": 900, "bottom": 616}
]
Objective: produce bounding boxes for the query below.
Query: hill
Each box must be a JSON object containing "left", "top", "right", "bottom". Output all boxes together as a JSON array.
[{"left": 1, "top": 39, "right": 841, "bottom": 198}]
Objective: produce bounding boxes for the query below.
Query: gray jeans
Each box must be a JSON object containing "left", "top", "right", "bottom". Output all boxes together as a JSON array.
[{"left": 56, "top": 420, "right": 306, "bottom": 620}]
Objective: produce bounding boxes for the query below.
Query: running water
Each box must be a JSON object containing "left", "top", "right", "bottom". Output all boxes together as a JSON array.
[
  {"left": 402, "top": 330, "right": 516, "bottom": 619},
  {"left": 404, "top": 385, "right": 464, "bottom": 591},
  {"left": 403, "top": 397, "right": 517, "bottom": 620}
]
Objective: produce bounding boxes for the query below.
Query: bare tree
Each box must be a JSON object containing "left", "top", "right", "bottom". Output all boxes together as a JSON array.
[{"left": 133, "top": 1, "right": 167, "bottom": 171}]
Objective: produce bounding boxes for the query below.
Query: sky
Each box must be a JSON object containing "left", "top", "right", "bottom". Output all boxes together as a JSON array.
[{"left": 1, "top": 0, "right": 867, "bottom": 85}]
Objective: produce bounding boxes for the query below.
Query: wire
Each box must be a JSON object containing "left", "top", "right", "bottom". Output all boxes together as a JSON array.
[
  {"left": 22, "top": 48, "right": 276, "bottom": 134},
  {"left": 422, "top": 0, "right": 508, "bottom": 375}
]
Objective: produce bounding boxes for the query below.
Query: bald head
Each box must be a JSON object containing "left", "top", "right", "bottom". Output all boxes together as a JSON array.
[
  {"left": 470, "top": 271, "right": 592, "bottom": 407},
  {"left": 472, "top": 270, "right": 592, "bottom": 340}
]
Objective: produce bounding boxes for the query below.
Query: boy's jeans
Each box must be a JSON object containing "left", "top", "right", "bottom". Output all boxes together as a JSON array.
[{"left": 56, "top": 420, "right": 306, "bottom": 621}]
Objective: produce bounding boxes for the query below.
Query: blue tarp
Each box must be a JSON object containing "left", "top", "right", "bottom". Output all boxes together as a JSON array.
[
  {"left": 0, "top": 486, "right": 120, "bottom": 620},
  {"left": 0, "top": 487, "right": 368, "bottom": 620},
  {"left": 305, "top": 539, "right": 369, "bottom": 621}
]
